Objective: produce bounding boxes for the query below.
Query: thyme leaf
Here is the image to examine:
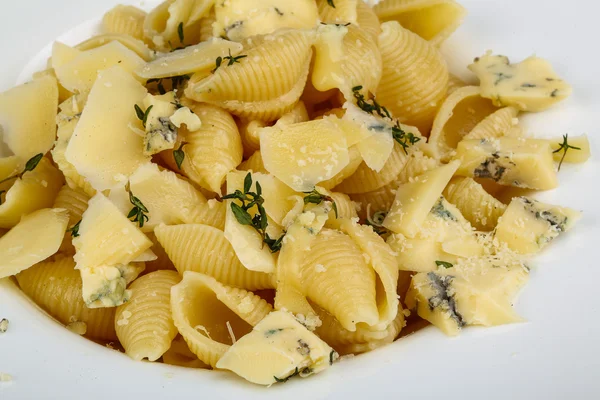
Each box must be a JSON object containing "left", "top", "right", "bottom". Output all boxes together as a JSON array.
[
  {"left": 173, "top": 142, "right": 187, "bottom": 170},
  {"left": 327, "top": 0, "right": 336, "bottom": 7},
  {"left": 303, "top": 189, "right": 338, "bottom": 218},
  {"left": 553, "top": 134, "right": 581, "bottom": 171},
  {"left": 0, "top": 153, "right": 44, "bottom": 186},
  {"left": 435, "top": 260, "right": 454, "bottom": 269},
  {"left": 128, "top": 190, "right": 150, "bottom": 228},
  {"left": 213, "top": 50, "right": 247, "bottom": 73},
  {"left": 68, "top": 220, "right": 82, "bottom": 238},
  {"left": 134, "top": 104, "right": 153, "bottom": 128}
]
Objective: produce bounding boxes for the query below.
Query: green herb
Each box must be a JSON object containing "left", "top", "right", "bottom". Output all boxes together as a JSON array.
[
  {"left": 127, "top": 191, "right": 150, "bottom": 228},
  {"left": 553, "top": 134, "right": 581, "bottom": 171},
  {"left": 351, "top": 86, "right": 420, "bottom": 154},
  {"left": 213, "top": 50, "right": 248, "bottom": 73},
  {"left": 365, "top": 210, "right": 388, "bottom": 236},
  {"left": 222, "top": 172, "right": 285, "bottom": 253},
  {"left": 273, "top": 367, "right": 300, "bottom": 383},
  {"left": 177, "top": 22, "right": 185, "bottom": 43},
  {"left": 303, "top": 189, "right": 338, "bottom": 218},
  {"left": 68, "top": 220, "right": 82, "bottom": 238},
  {"left": 329, "top": 350, "right": 337, "bottom": 365},
  {"left": 327, "top": 0, "right": 336, "bottom": 7},
  {"left": 0, "top": 153, "right": 44, "bottom": 186},
  {"left": 134, "top": 104, "right": 153, "bottom": 128},
  {"left": 435, "top": 260, "right": 454, "bottom": 269},
  {"left": 173, "top": 142, "right": 187, "bottom": 170},
  {"left": 146, "top": 75, "right": 191, "bottom": 95}
]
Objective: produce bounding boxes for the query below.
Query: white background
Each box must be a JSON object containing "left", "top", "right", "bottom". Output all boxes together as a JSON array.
[{"left": 1, "top": 0, "right": 599, "bottom": 399}]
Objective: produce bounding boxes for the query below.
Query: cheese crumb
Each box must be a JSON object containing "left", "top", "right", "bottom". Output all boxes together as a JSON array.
[{"left": 0, "top": 318, "right": 8, "bottom": 333}]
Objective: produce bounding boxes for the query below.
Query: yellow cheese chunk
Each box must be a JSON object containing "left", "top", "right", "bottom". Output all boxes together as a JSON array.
[
  {"left": 129, "top": 163, "right": 208, "bottom": 232},
  {"left": 383, "top": 161, "right": 460, "bottom": 237},
  {"left": 65, "top": 66, "right": 150, "bottom": 191},
  {"left": 0, "top": 75, "right": 58, "bottom": 159},
  {"left": 136, "top": 38, "right": 243, "bottom": 80},
  {"left": 55, "top": 41, "right": 145, "bottom": 94},
  {"left": 73, "top": 193, "right": 152, "bottom": 270},
  {"left": 494, "top": 196, "right": 581, "bottom": 254},
  {"left": 213, "top": 0, "right": 319, "bottom": 41},
  {"left": 51, "top": 42, "right": 81, "bottom": 71},
  {"left": 454, "top": 138, "right": 557, "bottom": 190},
  {"left": 469, "top": 53, "right": 571, "bottom": 112},
  {"left": 260, "top": 119, "right": 350, "bottom": 192},
  {"left": 548, "top": 134, "right": 591, "bottom": 164},
  {"left": 405, "top": 255, "right": 529, "bottom": 336},
  {"left": 79, "top": 263, "right": 145, "bottom": 308},
  {"left": 0, "top": 208, "right": 69, "bottom": 279},
  {"left": 216, "top": 311, "right": 335, "bottom": 385}
]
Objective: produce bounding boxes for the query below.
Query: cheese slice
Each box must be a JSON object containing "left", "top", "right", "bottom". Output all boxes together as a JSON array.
[
  {"left": 73, "top": 193, "right": 152, "bottom": 270},
  {"left": 383, "top": 161, "right": 460, "bottom": 237},
  {"left": 260, "top": 119, "right": 350, "bottom": 192},
  {"left": 0, "top": 208, "right": 69, "bottom": 279},
  {"left": 0, "top": 74, "right": 58, "bottom": 159},
  {"left": 213, "top": 0, "right": 319, "bottom": 41},
  {"left": 455, "top": 138, "right": 557, "bottom": 190},
  {"left": 65, "top": 66, "right": 150, "bottom": 191},
  {"left": 55, "top": 41, "right": 145, "bottom": 94},
  {"left": 216, "top": 311, "right": 335, "bottom": 385},
  {"left": 51, "top": 42, "right": 81, "bottom": 71},
  {"left": 548, "top": 134, "right": 591, "bottom": 164},
  {"left": 135, "top": 38, "right": 243, "bottom": 80},
  {"left": 405, "top": 255, "right": 529, "bottom": 336},
  {"left": 469, "top": 52, "right": 571, "bottom": 112},
  {"left": 494, "top": 196, "right": 581, "bottom": 254},
  {"left": 128, "top": 163, "right": 208, "bottom": 232}
]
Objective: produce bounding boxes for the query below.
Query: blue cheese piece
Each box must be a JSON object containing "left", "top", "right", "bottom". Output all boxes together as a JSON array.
[
  {"left": 405, "top": 255, "right": 529, "bottom": 336},
  {"left": 469, "top": 53, "right": 571, "bottom": 112},
  {"left": 455, "top": 138, "right": 557, "bottom": 190},
  {"left": 215, "top": 310, "right": 336, "bottom": 385},
  {"left": 141, "top": 93, "right": 178, "bottom": 156},
  {"left": 80, "top": 263, "right": 145, "bottom": 308},
  {"left": 494, "top": 197, "right": 581, "bottom": 254}
]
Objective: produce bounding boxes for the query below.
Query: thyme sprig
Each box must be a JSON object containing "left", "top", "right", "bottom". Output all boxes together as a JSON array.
[
  {"left": 327, "top": 0, "right": 336, "bottom": 7},
  {"left": 303, "top": 189, "right": 338, "bottom": 218},
  {"left": 67, "top": 220, "right": 82, "bottom": 238},
  {"left": 134, "top": 104, "right": 153, "bottom": 128},
  {"left": 127, "top": 191, "right": 150, "bottom": 228},
  {"left": 0, "top": 153, "right": 44, "bottom": 186},
  {"left": 553, "top": 134, "right": 581, "bottom": 171},
  {"left": 173, "top": 142, "right": 187, "bottom": 170},
  {"left": 177, "top": 22, "right": 184, "bottom": 44},
  {"left": 213, "top": 50, "right": 248, "bottom": 73},
  {"left": 435, "top": 260, "right": 454, "bottom": 269},
  {"left": 223, "top": 172, "right": 284, "bottom": 253},
  {"left": 146, "top": 75, "right": 191, "bottom": 95},
  {"left": 365, "top": 210, "right": 388, "bottom": 236}
]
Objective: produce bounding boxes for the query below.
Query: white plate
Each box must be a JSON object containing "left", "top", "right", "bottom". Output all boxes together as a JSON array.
[{"left": 1, "top": 0, "right": 599, "bottom": 399}]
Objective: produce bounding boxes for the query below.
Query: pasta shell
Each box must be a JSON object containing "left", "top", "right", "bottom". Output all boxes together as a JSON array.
[
  {"left": 237, "top": 119, "right": 266, "bottom": 160},
  {"left": 317, "top": 0, "right": 359, "bottom": 24},
  {"left": 463, "top": 106, "right": 520, "bottom": 141},
  {"left": 102, "top": 5, "right": 147, "bottom": 41},
  {"left": 356, "top": 0, "right": 382, "bottom": 39},
  {"left": 16, "top": 256, "right": 117, "bottom": 341},
  {"left": 199, "top": 8, "right": 216, "bottom": 42},
  {"left": 373, "top": 0, "right": 466, "bottom": 46},
  {"left": 170, "top": 272, "right": 273, "bottom": 367},
  {"left": 115, "top": 270, "right": 181, "bottom": 361},
  {"left": 53, "top": 185, "right": 91, "bottom": 254},
  {"left": 443, "top": 177, "right": 507, "bottom": 230},
  {"left": 155, "top": 223, "right": 275, "bottom": 290},
  {"left": 427, "top": 86, "right": 498, "bottom": 161},
  {"left": 238, "top": 151, "right": 269, "bottom": 174},
  {"left": 144, "top": 232, "right": 177, "bottom": 274},
  {"left": 75, "top": 34, "right": 153, "bottom": 61},
  {"left": 186, "top": 30, "right": 315, "bottom": 121},
  {"left": 376, "top": 21, "right": 449, "bottom": 133}
]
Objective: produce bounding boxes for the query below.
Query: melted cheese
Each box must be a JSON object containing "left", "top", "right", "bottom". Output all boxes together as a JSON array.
[
  {"left": 405, "top": 256, "right": 529, "bottom": 336},
  {"left": 213, "top": 0, "right": 319, "bottom": 41},
  {"left": 65, "top": 66, "right": 150, "bottom": 191},
  {"left": 0, "top": 208, "right": 69, "bottom": 279},
  {"left": 383, "top": 161, "right": 460, "bottom": 237},
  {"left": 215, "top": 311, "right": 335, "bottom": 385},
  {"left": 312, "top": 24, "right": 349, "bottom": 92},
  {"left": 55, "top": 41, "right": 145, "bottom": 94},
  {"left": 494, "top": 196, "right": 581, "bottom": 254},
  {"left": 454, "top": 138, "right": 557, "bottom": 190},
  {"left": 469, "top": 53, "right": 571, "bottom": 112},
  {"left": 260, "top": 119, "right": 350, "bottom": 192}
]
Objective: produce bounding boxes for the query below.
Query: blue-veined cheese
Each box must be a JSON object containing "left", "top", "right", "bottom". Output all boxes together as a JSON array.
[
  {"left": 494, "top": 196, "right": 581, "bottom": 254},
  {"left": 469, "top": 52, "right": 571, "bottom": 112},
  {"left": 79, "top": 263, "right": 145, "bottom": 308},
  {"left": 454, "top": 137, "right": 557, "bottom": 190},
  {"left": 215, "top": 310, "right": 336, "bottom": 385}
]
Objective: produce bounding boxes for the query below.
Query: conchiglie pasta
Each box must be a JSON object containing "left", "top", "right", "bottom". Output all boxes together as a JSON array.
[
  {"left": 16, "top": 256, "right": 117, "bottom": 341},
  {"left": 443, "top": 177, "right": 507, "bottom": 230},
  {"left": 165, "top": 103, "right": 242, "bottom": 194},
  {"left": 52, "top": 185, "right": 90, "bottom": 253},
  {"left": 115, "top": 270, "right": 181, "bottom": 361},
  {"left": 373, "top": 0, "right": 466, "bottom": 46},
  {"left": 317, "top": 0, "right": 358, "bottom": 24},
  {"left": 376, "top": 21, "right": 449, "bottom": 133},
  {"left": 356, "top": 0, "right": 383, "bottom": 39},
  {"left": 276, "top": 101, "right": 310, "bottom": 126},
  {"left": 198, "top": 8, "right": 216, "bottom": 42},
  {"left": 185, "top": 30, "right": 315, "bottom": 121},
  {"left": 0, "top": 157, "right": 63, "bottom": 229},
  {"left": 334, "top": 141, "right": 411, "bottom": 194},
  {"left": 102, "top": 5, "right": 147, "bottom": 41},
  {"left": 318, "top": 146, "right": 363, "bottom": 190},
  {"left": 301, "top": 229, "right": 378, "bottom": 331},
  {"left": 170, "top": 272, "right": 273, "bottom": 367},
  {"left": 427, "top": 86, "right": 498, "bottom": 161},
  {"left": 328, "top": 192, "right": 358, "bottom": 221},
  {"left": 463, "top": 106, "right": 520, "bottom": 141},
  {"left": 162, "top": 335, "right": 210, "bottom": 368},
  {"left": 237, "top": 119, "right": 267, "bottom": 159},
  {"left": 143, "top": 232, "right": 176, "bottom": 274},
  {"left": 188, "top": 199, "right": 227, "bottom": 231},
  {"left": 447, "top": 74, "right": 467, "bottom": 95},
  {"left": 238, "top": 151, "right": 269, "bottom": 174},
  {"left": 75, "top": 34, "right": 153, "bottom": 61},
  {"left": 154, "top": 223, "right": 275, "bottom": 290}
]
